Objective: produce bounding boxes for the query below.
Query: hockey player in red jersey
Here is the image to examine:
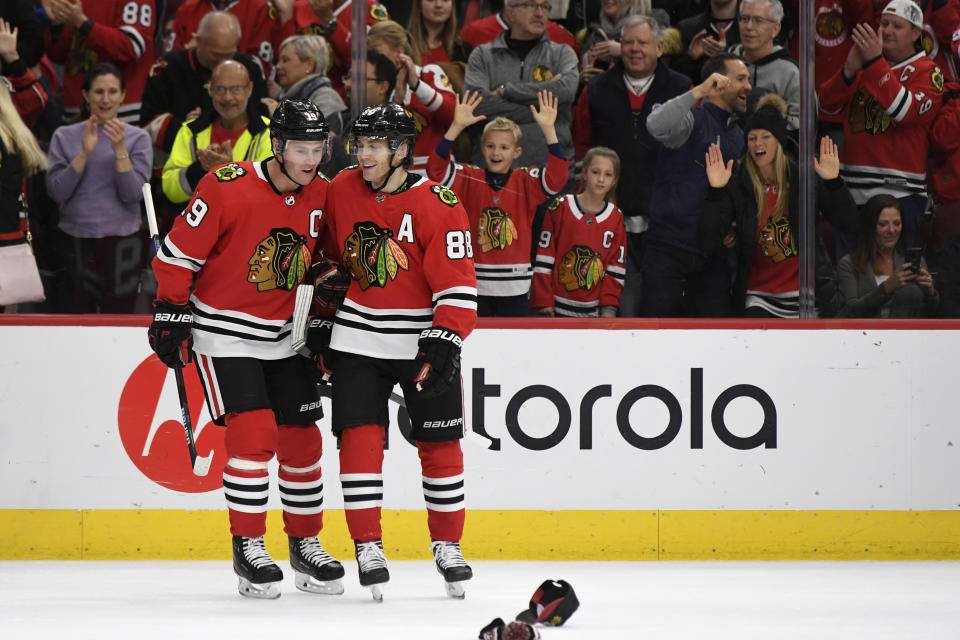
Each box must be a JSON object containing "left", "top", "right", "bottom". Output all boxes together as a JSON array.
[
  {"left": 427, "top": 90, "right": 569, "bottom": 316},
  {"left": 43, "top": 0, "right": 156, "bottom": 124},
  {"left": 316, "top": 102, "right": 477, "bottom": 600},
  {"left": 148, "top": 100, "right": 345, "bottom": 599},
  {"left": 818, "top": 0, "right": 945, "bottom": 250},
  {"left": 531, "top": 146, "right": 626, "bottom": 317}
]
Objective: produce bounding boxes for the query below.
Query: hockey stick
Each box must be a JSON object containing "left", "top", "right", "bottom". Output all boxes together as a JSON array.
[{"left": 142, "top": 182, "right": 213, "bottom": 477}]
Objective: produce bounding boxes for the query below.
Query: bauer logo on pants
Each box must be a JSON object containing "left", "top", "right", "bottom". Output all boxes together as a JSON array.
[{"left": 117, "top": 355, "right": 226, "bottom": 492}]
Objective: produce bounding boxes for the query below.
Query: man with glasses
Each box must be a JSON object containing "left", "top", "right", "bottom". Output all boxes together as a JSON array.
[
  {"left": 162, "top": 59, "right": 273, "bottom": 203},
  {"left": 572, "top": 15, "right": 692, "bottom": 316},
  {"left": 728, "top": 0, "right": 799, "bottom": 130},
  {"left": 464, "top": 0, "right": 579, "bottom": 174},
  {"left": 460, "top": 0, "right": 580, "bottom": 54}
]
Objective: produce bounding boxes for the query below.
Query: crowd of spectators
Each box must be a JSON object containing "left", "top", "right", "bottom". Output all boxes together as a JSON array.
[{"left": 2, "top": 0, "right": 960, "bottom": 319}]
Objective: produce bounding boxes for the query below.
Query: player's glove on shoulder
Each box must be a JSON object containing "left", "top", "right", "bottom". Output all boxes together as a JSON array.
[
  {"left": 414, "top": 326, "right": 462, "bottom": 397},
  {"left": 148, "top": 299, "right": 193, "bottom": 368},
  {"left": 305, "top": 316, "right": 337, "bottom": 382},
  {"left": 309, "top": 259, "right": 351, "bottom": 314}
]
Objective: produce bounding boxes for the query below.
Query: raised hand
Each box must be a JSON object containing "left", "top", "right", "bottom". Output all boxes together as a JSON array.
[
  {"left": 58, "top": 0, "right": 88, "bottom": 30},
  {"left": 40, "top": 0, "right": 64, "bottom": 26},
  {"left": 688, "top": 29, "right": 725, "bottom": 60},
  {"left": 851, "top": 23, "right": 882, "bottom": 63},
  {"left": 0, "top": 19, "right": 19, "bottom": 64},
  {"left": 531, "top": 89, "right": 558, "bottom": 130},
  {"left": 705, "top": 143, "right": 733, "bottom": 188},
  {"left": 813, "top": 136, "right": 840, "bottom": 180},
  {"left": 397, "top": 53, "right": 419, "bottom": 89},
  {"left": 453, "top": 90, "right": 486, "bottom": 129},
  {"left": 308, "top": 0, "right": 334, "bottom": 23},
  {"left": 692, "top": 72, "right": 730, "bottom": 101}
]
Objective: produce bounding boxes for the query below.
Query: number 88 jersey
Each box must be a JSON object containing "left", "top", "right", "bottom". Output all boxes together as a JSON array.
[{"left": 323, "top": 168, "right": 478, "bottom": 360}]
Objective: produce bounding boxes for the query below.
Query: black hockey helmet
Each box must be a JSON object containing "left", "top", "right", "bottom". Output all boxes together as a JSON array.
[
  {"left": 346, "top": 102, "right": 418, "bottom": 167},
  {"left": 270, "top": 99, "right": 330, "bottom": 155}
]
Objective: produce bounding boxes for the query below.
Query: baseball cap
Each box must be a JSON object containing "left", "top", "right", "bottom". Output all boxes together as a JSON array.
[{"left": 882, "top": 0, "right": 924, "bottom": 28}]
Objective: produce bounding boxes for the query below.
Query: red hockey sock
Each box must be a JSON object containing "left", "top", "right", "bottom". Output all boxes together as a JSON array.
[
  {"left": 222, "top": 410, "right": 277, "bottom": 538},
  {"left": 277, "top": 423, "right": 325, "bottom": 539},
  {"left": 339, "top": 424, "right": 386, "bottom": 542},
  {"left": 417, "top": 440, "right": 465, "bottom": 541}
]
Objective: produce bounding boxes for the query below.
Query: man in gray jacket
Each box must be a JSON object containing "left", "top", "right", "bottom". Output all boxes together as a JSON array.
[{"left": 463, "top": 1, "right": 578, "bottom": 174}]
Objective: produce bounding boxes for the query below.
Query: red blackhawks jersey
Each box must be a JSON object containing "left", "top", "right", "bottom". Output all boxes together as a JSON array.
[
  {"left": 44, "top": 0, "right": 156, "bottom": 124},
  {"left": 930, "top": 83, "right": 960, "bottom": 203},
  {"left": 324, "top": 168, "right": 477, "bottom": 360},
  {"left": 153, "top": 160, "right": 330, "bottom": 359},
  {"left": 427, "top": 150, "right": 569, "bottom": 297},
  {"left": 281, "top": 0, "right": 390, "bottom": 96},
  {"left": 818, "top": 51, "right": 944, "bottom": 203},
  {"left": 173, "top": 0, "right": 282, "bottom": 70},
  {"left": 402, "top": 64, "right": 457, "bottom": 175},
  {"left": 531, "top": 194, "right": 626, "bottom": 317}
]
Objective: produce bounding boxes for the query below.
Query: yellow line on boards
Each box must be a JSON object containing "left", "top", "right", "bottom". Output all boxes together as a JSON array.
[{"left": 4, "top": 509, "right": 960, "bottom": 560}]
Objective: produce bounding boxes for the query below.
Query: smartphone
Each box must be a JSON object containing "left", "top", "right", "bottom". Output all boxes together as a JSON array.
[{"left": 905, "top": 247, "right": 923, "bottom": 272}]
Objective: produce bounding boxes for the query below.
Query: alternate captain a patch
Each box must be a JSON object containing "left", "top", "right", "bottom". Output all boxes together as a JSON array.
[
  {"left": 343, "top": 221, "right": 409, "bottom": 290},
  {"left": 214, "top": 163, "right": 247, "bottom": 182},
  {"left": 247, "top": 227, "right": 310, "bottom": 292},
  {"left": 431, "top": 184, "right": 459, "bottom": 207}
]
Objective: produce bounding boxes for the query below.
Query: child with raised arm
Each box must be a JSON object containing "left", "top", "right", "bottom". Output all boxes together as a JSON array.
[
  {"left": 426, "top": 90, "right": 570, "bottom": 317},
  {"left": 531, "top": 147, "right": 626, "bottom": 318}
]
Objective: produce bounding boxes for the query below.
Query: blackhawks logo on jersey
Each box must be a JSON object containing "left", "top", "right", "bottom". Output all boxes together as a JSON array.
[
  {"left": 533, "top": 65, "right": 554, "bottom": 82},
  {"left": 558, "top": 245, "right": 604, "bottom": 292},
  {"left": 477, "top": 207, "right": 518, "bottom": 253},
  {"left": 214, "top": 163, "right": 247, "bottom": 182},
  {"left": 431, "top": 184, "right": 459, "bottom": 207},
  {"left": 758, "top": 215, "right": 796, "bottom": 263},
  {"left": 343, "top": 221, "right": 409, "bottom": 290},
  {"left": 247, "top": 228, "right": 310, "bottom": 292},
  {"left": 850, "top": 87, "right": 891, "bottom": 135},
  {"left": 370, "top": 3, "right": 390, "bottom": 21}
]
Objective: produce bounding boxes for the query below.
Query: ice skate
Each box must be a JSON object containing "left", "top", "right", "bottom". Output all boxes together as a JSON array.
[
  {"left": 354, "top": 539, "right": 389, "bottom": 601},
  {"left": 232, "top": 535, "right": 283, "bottom": 599},
  {"left": 289, "top": 536, "right": 345, "bottom": 595},
  {"left": 430, "top": 540, "right": 472, "bottom": 598}
]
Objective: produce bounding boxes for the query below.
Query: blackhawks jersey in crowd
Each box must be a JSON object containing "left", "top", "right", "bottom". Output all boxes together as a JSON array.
[
  {"left": 531, "top": 194, "right": 626, "bottom": 317},
  {"left": 427, "top": 144, "right": 569, "bottom": 297},
  {"left": 44, "top": 0, "right": 156, "bottom": 124},
  {"left": 153, "top": 160, "right": 329, "bottom": 359},
  {"left": 400, "top": 64, "right": 457, "bottom": 175},
  {"left": 818, "top": 51, "right": 944, "bottom": 203},
  {"left": 172, "top": 0, "right": 282, "bottom": 70},
  {"left": 324, "top": 168, "right": 477, "bottom": 359},
  {"left": 281, "top": 0, "right": 390, "bottom": 97}
]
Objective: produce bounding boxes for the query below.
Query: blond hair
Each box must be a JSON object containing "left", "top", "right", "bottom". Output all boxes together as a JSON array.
[
  {"left": 581, "top": 146, "right": 621, "bottom": 204},
  {"left": 481, "top": 117, "right": 521, "bottom": 145},
  {"left": 0, "top": 81, "right": 46, "bottom": 175},
  {"left": 279, "top": 34, "right": 330, "bottom": 77},
  {"left": 408, "top": 0, "right": 459, "bottom": 63},
  {"left": 744, "top": 93, "right": 790, "bottom": 222},
  {"left": 367, "top": 20, "right": 421, "bottom": 66}
]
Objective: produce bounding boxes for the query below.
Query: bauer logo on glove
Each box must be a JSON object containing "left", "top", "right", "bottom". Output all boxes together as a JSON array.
[
  {"left": 414, "top": 326, "right": 463, "bottom": 396},
  {"left": 148, "top": 299, "right": 194, "bottom": 368}
]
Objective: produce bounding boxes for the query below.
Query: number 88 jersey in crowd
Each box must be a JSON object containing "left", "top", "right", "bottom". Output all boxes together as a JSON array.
[
  {"left": 153, "top": 161, "right": 329, "bottom": 360},
  {"left": 323, "top": 168, "right": 478, "bottom": 360}
]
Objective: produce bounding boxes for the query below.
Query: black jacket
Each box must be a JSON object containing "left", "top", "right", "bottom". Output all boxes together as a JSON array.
[
  {"left": 585, "top": 59, "right": 691, "bottom": 221},
  {"left": 139, "top": 48, "right": 269, "bottom": 153},
  {"left": 698, "top": 157, "right": 859, "bottom": 316}
]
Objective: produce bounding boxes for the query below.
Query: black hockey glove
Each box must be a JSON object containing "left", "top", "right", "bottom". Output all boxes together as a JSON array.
[
  {"left": 148, "top": 300, "right": 193, "bottom": 368},
  {"left": 413, "top": 326, "right": 462, "bottom": 397},
  {"left": 305, "top": 316, "right": 337, "bottom": 383},
  {"left": 309, "top": 259, "right": 351, "bottom": 315}
]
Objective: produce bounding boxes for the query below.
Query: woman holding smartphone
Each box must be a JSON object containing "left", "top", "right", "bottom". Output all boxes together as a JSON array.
[{"left": 836, "top": 194, "right": 938, "bottom": 318}]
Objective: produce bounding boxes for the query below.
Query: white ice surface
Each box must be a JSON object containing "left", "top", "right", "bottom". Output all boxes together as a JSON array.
[{"left": 2, "top": 560, "right": 959, "bottom": 639}]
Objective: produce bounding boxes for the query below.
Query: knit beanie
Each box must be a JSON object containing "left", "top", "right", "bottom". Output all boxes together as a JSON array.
[{"left": 744, "top": 93, "right": 789, "bottom": 150}]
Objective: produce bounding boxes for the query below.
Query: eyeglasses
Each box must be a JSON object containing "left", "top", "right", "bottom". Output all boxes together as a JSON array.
[
  {"left": 209, "top": 85, "right": 248, "bottom": 96},
  {"left": 738, "top": 14, "right": 777, "bottom": 26},
  {"left": 512, "top": 2, "right": 552, "bottom": 12}
]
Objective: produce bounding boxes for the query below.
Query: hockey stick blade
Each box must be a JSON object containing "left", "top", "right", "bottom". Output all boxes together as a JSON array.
[{"left": 144, "top": 182, "right": 211, "bottom": 476}]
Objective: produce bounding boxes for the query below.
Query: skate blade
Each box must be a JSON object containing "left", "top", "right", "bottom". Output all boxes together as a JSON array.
[
  {"left": 369, "top": 584, "right": 384, "bottom": 602},
  {"left": 444, "top": 580, "right": 466, "bottom": 599},
  {"left": 294, "top": 572, "right": 345, "bottom": 595},
  {"left": 238, "top": 577, "right": 281, "bottom": 599}
]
